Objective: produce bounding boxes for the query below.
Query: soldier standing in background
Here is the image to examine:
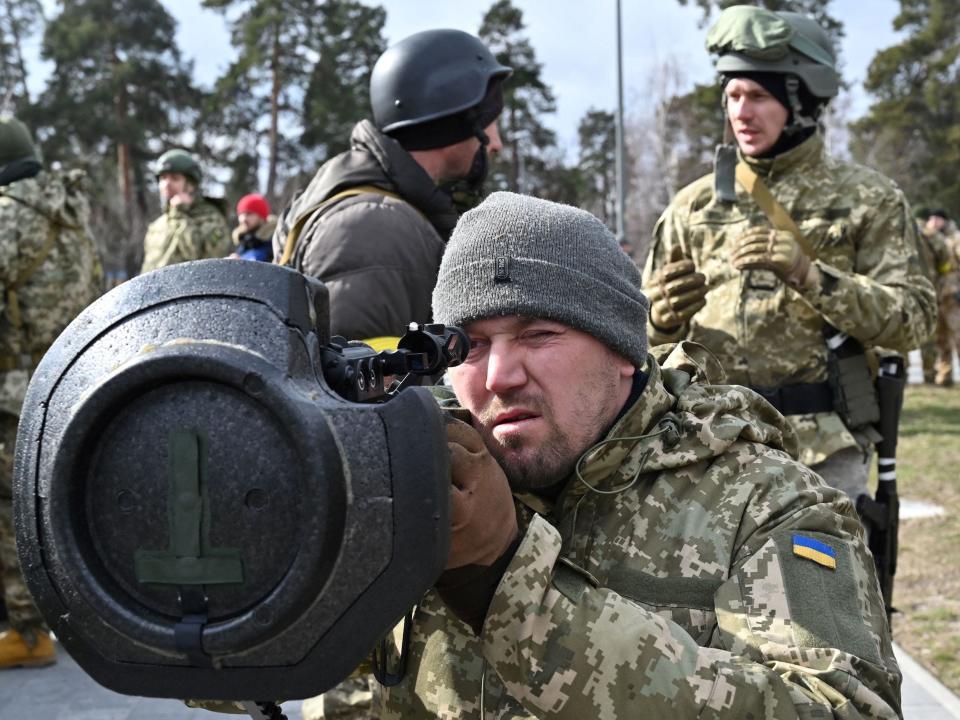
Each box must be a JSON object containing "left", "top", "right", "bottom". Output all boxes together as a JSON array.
[
  {"left": 917, "top": 208, "right": 960, "bottom": 385},
  {"left": 644, "top": 6, "right": 936, "bottom": 500},
  {"left": 926, "top": 209, "right": 960, "bottom": 386},
  {"left": 0, "top": 116, "right": 102, "bottom": 668},
  {"left": 914, "top": 207, "right": 942, "bottom": 383},
  {"left": 230, "top": 193, "right": 276, "bottom": 262},
  {"left": 141, "top": 149, "right": 230, "bottom": 273}
]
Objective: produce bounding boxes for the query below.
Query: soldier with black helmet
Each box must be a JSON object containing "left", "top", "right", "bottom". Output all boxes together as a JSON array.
[
  {"left": 141, "top": 149, "right": 230, "bottom": 273},
  {"left": 273, "top": 28, "right": 510, "bottom": 347},
  {"left": 273, "top": 30, "right": 507, "bottom": 717},
  {"left": 644, "top": 6, "right": 936, "bottom": 500}
]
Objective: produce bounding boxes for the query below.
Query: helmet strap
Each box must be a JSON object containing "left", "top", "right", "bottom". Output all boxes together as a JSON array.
[
  {"left": 437, "top": 122, "right": 491, "bottom": 213},
  {"left": 782, "top": 76, "right": 818, "bottom": 136}
]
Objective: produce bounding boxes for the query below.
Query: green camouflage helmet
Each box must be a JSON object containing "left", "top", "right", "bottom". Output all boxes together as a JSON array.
[
  {"left": 154, "top": 148, "right": 202, "bottom": 185},
  {"left": 0, "top": 116, "right": 39, "bottom": 167},
  {"left": 706, "top": 6, "right": 839, "bottom": 99}
]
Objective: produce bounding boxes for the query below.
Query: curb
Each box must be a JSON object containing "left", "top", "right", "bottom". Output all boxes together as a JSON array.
[{"left": 895, "top": 642, "right": 960, "bottom": 719}]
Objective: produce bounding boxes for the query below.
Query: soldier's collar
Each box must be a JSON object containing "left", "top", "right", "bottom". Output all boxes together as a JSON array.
[
  {"left": 741, "top": 131, "right": 823, "bottom": 178},
  {"left": 557, "top": 361, "right": 676, "bottom": 506}
]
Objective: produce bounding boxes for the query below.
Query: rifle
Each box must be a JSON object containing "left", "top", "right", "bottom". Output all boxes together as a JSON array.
[{"left": 856, "top": 354, "right": 905, "bottom": 627}]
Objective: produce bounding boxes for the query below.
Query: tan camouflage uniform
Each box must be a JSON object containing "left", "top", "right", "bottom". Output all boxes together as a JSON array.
[
  {"left": 141, "top": 197, "right": 230, "bottom": 273},
  {"left": 369, "top": 342, "right": 900, "bottom": 719},
  {"left": 934, "top": 227, "right": 960, "bottom": 385},
  {"left": 0, "top": 170, "right": 102, "bottom": 642},
  {"left": 915, "top": 224, "right": 950, "bottom": 383},
  {"left": 644, "top": 134, "right": 936, "bottom": 480}
]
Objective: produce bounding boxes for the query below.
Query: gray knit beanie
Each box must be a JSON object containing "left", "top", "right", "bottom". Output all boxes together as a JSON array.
[{"left": 432, "top": 192, "right": 649, "bottom": 366}]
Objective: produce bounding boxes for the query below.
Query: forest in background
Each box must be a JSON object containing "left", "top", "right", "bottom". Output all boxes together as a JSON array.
[{"left": 1, "top": 0, "right": 956, "bottom": 274}]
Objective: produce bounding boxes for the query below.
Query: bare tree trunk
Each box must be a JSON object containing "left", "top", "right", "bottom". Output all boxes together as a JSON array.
[
  {"left": 509, "top": 103, "right": 520, "bottom": 191},
  {"left": 266, "top": 19, "right": 281, "bottom": 202},
  {"left": 4, "top": 0, "right": 32, "bottom": 101},
  {"left": 113, "top": 49, "right": 134, "bottom": 231}
]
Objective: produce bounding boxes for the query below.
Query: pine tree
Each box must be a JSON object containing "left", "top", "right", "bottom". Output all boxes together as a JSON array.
[
  {"left": 0, "top": 0, "right": 43, "bottom": 111},
  {"left": 203, "top": 0, "right": 317, "bottom": 203},
  {"left": 300, "top": 0, "right": 386, "bottom": 163},
  {"left": 28, "top": 0, "right": 200, "bottom": 273},
  {"left": 577, "top": 109, "right": 617, "bottom": 229},
  {"left": 479, "top": 0, "right": 557, "bottom": 195},
  {"left": 850, "top": 0, "right": 960, "bottom": 216}
]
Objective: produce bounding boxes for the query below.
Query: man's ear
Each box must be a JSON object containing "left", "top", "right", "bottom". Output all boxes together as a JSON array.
[{"left": 617, "top": 354, "right": 636, "bottom": 379}]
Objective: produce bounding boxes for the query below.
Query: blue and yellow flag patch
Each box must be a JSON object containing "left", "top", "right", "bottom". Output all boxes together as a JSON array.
[{"left": 792, "top": 534, "right": 836, "bottom": 570}]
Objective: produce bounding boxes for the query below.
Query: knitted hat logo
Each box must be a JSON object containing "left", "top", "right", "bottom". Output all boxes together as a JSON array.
[{"left": 494, "top": 256, "right": 511, "bottom": 282}]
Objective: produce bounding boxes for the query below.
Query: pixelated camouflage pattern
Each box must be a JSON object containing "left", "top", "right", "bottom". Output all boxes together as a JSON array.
[
  {"left": 141, "top": 197, "right": 230, "bottom": 273},
  {"left": 644, "top": 134, "right": 936, "bottom": 466},
  {"left": 0, "top": 169, "right": 102, "bottom": 638},
  {"left": 0, "top": 414, "right": 44, "bottom": 637},
  {"left": 934, "top": 230, "right": 960, "bottom": 384},
  {"left": 0, "top": 170, "right": 103, "bottom": 362},
  {"left": 373, "top": 341, "right": 900, "bottom": 719}
]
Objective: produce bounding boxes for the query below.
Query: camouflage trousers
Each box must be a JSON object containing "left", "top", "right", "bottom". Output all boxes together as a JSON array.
[
  {"left": 0, "top": 412, "right": 46, "bottom": 642},
  {"left": 811, "top": 445, "right": 872, "bottom": 501},
  {"left": 935, "top": 295, "right": 960, "bottom": 385},
  {"left": 918, "top": 339, "right": 938, "bottom": 384},
  {"left": 301, "top": 675, "right": 378, "bottom": 720}
]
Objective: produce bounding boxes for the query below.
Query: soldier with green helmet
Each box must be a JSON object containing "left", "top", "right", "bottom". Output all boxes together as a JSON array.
[
  {"left": 643, "top": 6, "right": 936, "bottom": 500},
  {"left": 0, "top": 116, "right": 102, "bottom": 668},
  {"left": 140, "top": 148, "right": 230, "bottom": 273}
]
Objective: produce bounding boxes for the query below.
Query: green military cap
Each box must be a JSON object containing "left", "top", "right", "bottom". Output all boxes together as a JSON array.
[
  {"left": 0, "top": 116, "right": 39, "bottom": 167},
  {"left": 706, "top": 6, "right": 839, "bottom": 99},
  {"left": 154, "top": 148, "right": 202, "bottom": 185}
]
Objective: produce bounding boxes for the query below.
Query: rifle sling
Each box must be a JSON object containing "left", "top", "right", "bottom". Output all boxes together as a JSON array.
[
  {"left": 734, "top": 162, "right": 817, "bottom": 260},
  {"left": 278, "top": 184, "right": 408, "bottom": 268}
]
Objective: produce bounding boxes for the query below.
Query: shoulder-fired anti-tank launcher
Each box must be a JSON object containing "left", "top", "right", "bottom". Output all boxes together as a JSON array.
[{"left": 13, "top": 259, "right": 467, "bottom": 717}]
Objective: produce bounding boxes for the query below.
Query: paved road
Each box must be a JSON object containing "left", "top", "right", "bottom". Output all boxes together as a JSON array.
[{"left": 0, "top": 638, "right": 957, "bottom": 719}]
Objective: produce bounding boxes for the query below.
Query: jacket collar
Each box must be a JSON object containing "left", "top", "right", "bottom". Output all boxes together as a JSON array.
[
  {"left": 741, "top": 131, "right": 824, "bottom": 179},
  {"left": 514, "top": 359, "right": 679, "bottom": 519},
  {"left": 348, "top": 120, "right": 458, "bottom": 238}
]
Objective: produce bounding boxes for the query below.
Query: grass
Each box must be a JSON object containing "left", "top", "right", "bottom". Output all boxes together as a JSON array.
[{"left": 889, "top": 384, "right": 960, "bottom": 694}]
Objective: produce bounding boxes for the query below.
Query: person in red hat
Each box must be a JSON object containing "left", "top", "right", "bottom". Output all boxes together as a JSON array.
[{"left": 231, "top": 193, "right": 276, "bottom": 262}]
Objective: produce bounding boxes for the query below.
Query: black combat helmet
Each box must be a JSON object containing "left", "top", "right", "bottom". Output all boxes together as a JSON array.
[{"left": 370, "top": 28, "right": 511, "bottom": 134}]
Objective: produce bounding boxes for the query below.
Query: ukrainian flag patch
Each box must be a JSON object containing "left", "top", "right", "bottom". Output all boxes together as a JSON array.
[{"left": 792, "top": 534, "right": 837, "bottom": 570}]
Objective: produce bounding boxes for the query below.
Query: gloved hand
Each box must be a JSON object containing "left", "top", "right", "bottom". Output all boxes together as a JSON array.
[
  {"left": 647, "top": 245, "right": 707, "bottom": 331},
  {"left": 436, "top": 418, "right": 519, "bottom": 633},
  {"left": 731, "top": 227, "right": 813, "bottom": 288},
  {"left": 444, "top": 418, "right": 518, "bottom": 571}
]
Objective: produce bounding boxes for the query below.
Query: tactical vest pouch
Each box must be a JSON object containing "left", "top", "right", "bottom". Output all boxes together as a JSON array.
[{"left": 825, "top": 331, "right": 881, "bottom": 430}]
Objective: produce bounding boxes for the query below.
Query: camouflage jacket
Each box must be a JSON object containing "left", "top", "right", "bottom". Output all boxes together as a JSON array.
[
  {"left": 141, "top": 197, "right": 230, "bottom": 273},
  {"left": 376, "top": 342, "right": 900, "bottom": 720},
  {"left": 0, "top": 170, "right": 102, "bottom": 414},
  {"left": 643, "top": 134, "right": 936, "bottom": 465},
  {"left": 928, "top": 226, "right": 960, "bottom": 300}
]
